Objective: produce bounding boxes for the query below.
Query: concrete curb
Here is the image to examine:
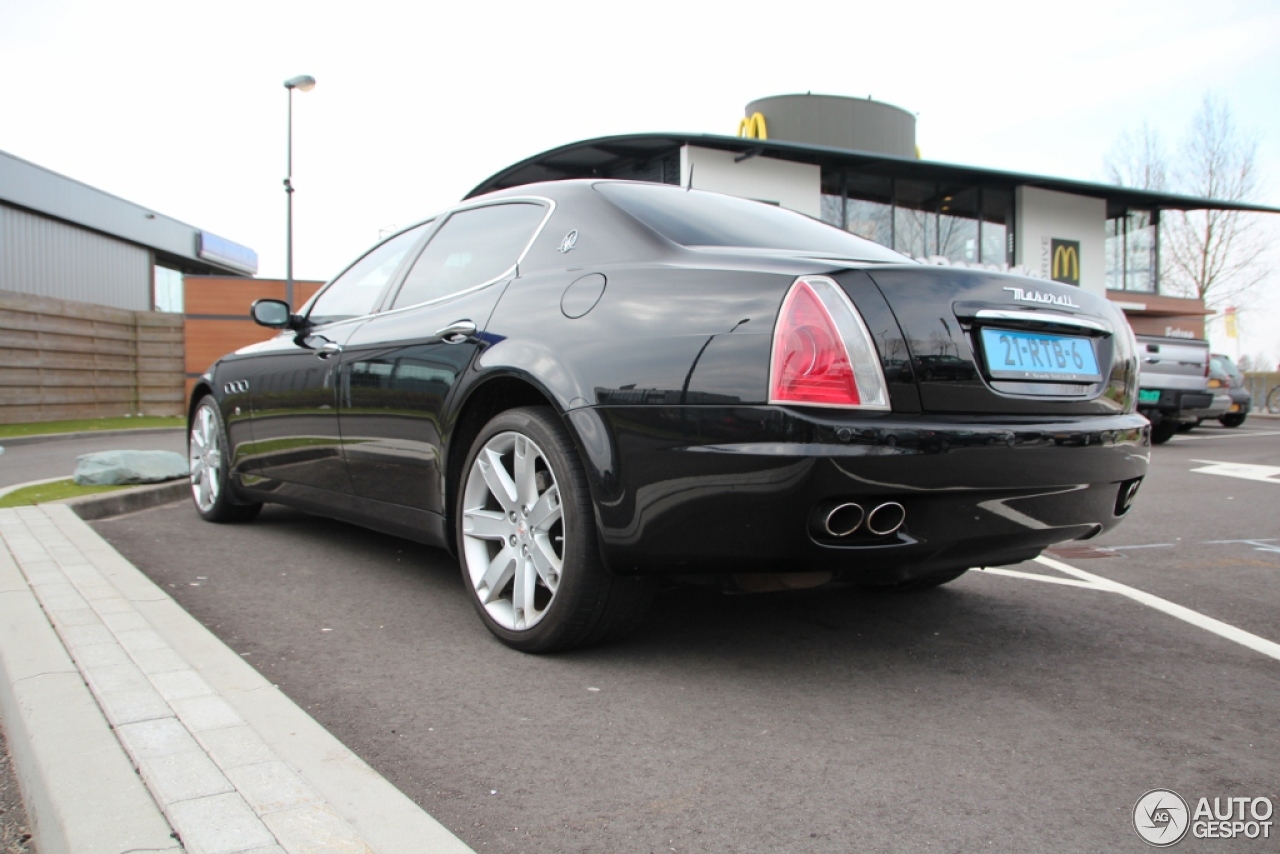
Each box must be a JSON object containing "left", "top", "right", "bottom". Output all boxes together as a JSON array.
[
  {"left": 65, "top": 479, "right": 190, "bottom": 521},
  {"left": 0, "top": 504, "right": 475, "bottom": 853},
  {"left": 0, "top": 427, "right": 184, "bottom": 448},
  {"left": 0, "top": 478, "right": 189, "bottom": 520},
  {"left": 0, "top": 514, "right": 179, "bottom": 853}
]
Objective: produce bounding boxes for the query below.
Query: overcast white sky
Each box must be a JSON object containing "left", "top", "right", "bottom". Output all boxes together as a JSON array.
[{"left": 2, "top": 0, "right": 1279, "bottom": 363}]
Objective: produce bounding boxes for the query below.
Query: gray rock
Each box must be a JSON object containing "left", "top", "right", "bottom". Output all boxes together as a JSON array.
[{"left": 74, "top": 450, "right": 190, "bottom": 485}]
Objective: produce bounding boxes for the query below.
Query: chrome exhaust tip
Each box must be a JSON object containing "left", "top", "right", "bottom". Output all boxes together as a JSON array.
[
  {"left": 866, "top": 502, "right": 906, "bottom": 536},
  {"left": 823, "top": 502, "right": 864, "bottom": 538}
]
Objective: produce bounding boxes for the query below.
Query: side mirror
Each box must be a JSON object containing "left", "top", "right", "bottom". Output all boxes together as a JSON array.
[{"left": 251, "top": 299, "right": 296, "bottom": 329}]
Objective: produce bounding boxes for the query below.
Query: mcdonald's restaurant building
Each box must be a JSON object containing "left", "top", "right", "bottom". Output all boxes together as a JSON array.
[{"left": 469, "top": 94, "right": 1279, "bottom": 341}]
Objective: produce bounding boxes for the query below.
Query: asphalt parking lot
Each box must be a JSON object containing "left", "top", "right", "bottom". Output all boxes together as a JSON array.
[{"left": 90, "top": 420, "right": 1280, "bottom": 853}]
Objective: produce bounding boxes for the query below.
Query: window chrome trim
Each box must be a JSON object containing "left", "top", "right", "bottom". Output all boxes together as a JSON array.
[
  {"left": 973, "top": 309, "right": 1110, "bottom": 334},
  {"left": 378, "top": 197, "right": 557, "bottom": 317},
  {"left": 300, "top": 219, "right": 438, "bottom": 324}
]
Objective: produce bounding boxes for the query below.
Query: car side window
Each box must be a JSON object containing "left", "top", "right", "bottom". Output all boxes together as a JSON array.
[
  {"left": 307, "top": 223, "right": 430, "bottom": 325},
  {"left": 391, "top": 203, "right": 546, "bottom": 310}
]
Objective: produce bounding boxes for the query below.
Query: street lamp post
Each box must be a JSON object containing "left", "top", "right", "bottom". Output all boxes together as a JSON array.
[{"left": 283, "top": 74, "right": 316, "bottom": 308}]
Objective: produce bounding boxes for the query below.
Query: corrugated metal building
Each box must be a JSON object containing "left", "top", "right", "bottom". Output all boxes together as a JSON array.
[{"left": 0, "top": 149, "right": 258, "bottom": 312}]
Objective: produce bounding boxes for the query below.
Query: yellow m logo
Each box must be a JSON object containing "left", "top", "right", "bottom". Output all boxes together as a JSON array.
[
  {"left": 737, "top": 112, "right": 768, "bottom": 140},
  {"left": 1052, "top": 243, "right": 1079, "bottom": 283}
]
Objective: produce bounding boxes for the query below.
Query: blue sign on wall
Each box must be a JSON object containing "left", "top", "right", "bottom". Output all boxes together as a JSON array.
[{"left": 197, "top": 231, "right": 259, "bottom": 275}]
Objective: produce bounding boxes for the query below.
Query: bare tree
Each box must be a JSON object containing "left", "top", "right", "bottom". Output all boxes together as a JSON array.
[
  {"left": 1106, "top": 121, "right": 1168, "bottom": 191},
  {"left": 1107, "top": 95, "right": 1266, "bottom": 309}
]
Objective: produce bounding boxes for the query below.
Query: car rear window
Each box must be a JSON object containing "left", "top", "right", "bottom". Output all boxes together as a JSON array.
[{"left": 595, "top": 181, "right": 907, "bottom": 262}]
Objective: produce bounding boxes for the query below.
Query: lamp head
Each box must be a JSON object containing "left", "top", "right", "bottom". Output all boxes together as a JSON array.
[{"left": 284, "top": 75, "right": 317, "bottom": 92}]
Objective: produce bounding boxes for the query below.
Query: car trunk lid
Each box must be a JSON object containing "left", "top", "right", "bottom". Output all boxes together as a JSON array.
[{"left": 845, "top": 266, "right": 1132, "bottom": 417}]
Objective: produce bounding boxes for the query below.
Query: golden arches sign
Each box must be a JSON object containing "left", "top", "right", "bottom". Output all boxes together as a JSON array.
[
  {"left": 737, "top": 112, "right": 768, "bottom": 140},
  {"left": 1051, "top": 240, "right": 1080, "bottom": 285}
]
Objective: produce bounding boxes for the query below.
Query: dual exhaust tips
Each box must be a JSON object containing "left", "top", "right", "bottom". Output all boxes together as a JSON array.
[{"left": 820, "top": 501, "right": 906, "bottom": 539}]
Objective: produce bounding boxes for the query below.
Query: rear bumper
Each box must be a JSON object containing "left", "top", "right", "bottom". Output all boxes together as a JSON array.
[
  {"left": 571, "top": 406, "right": 1150, "bottom": 584},
  {"left": 1139, "top": 388, "right": 1225, "bottom": 423}
]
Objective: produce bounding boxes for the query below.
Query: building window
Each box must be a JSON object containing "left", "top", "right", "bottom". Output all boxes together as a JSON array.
[
  {"left": 153, "top": 265, "right": 184, "bottom": 313},
  {"left": 980, "top": 188, "right": 1013, "bottom": 265},
  {"left": 893, "top": 180, "right": 937, "bottom": 259},
  {"left": 819, "top": 171, "right": 1012, "bottom": 267},
  {"left": 844, "top": 173, "right": 893, "bottom": 248},
  {"left": 1105, "top": 211, "right": 1156, "bottom": 293},
  {"left": 937, "top": 186, "right": 979, "bottom": 264}
]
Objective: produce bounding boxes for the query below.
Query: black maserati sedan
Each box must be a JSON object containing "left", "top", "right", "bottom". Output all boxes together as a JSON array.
[{"left": 188, "top": 179, "right": 1150, "bottom": 652}]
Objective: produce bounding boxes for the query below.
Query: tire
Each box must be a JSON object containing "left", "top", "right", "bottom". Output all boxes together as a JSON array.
[
  {"left": 1149, "top": 419, "right": 1179, "bottom": 445},
  {"left": 188, "top": 396, "right": 262, "bottom": 523},
  {"left": 1267, "top": 386, "right": 1280, "bottom": 415},
  {"left": 1219, "top": 413, "right": 1246, "bottom": 428},
  {"left": 456, "top": 407, "right": 654, "bottom": 653}
]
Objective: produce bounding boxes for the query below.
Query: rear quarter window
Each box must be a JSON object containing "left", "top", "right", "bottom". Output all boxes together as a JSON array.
[{"left": 595, "top": 181, "right": 907, "bottom": 263}]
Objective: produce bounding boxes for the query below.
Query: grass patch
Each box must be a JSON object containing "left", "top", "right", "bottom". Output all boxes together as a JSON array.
[
  {"left": 0, "top": 479, "right": 135, "bottom": 508},
  {"left": 0, "top": 416, "right": 185, "bottom": 440}
]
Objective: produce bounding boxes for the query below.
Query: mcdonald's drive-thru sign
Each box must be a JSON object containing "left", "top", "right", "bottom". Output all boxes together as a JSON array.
[{"left": 1050, "top": 238, "right": 1080, "bottom": 286}]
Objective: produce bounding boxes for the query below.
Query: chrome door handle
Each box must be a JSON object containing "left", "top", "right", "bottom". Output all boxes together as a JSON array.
[
  {"left": 435, "top": 319, "right": 477, "bottom": 344},
  {"left": 317, "top": 341, "right": 343, "bottom": 359}
]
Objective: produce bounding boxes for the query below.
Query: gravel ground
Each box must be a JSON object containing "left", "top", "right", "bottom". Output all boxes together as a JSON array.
[{"left": 0, "top": 724, "right": 33, "bottom": 853}]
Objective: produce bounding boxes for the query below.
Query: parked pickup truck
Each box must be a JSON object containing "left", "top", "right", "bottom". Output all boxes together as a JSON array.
[{"left": 1136, "top": 335, "right": 1230, "bottom": 444}]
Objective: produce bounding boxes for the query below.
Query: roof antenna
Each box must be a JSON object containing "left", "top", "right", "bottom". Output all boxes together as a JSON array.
[{"left": 686, "top": 163, "right": 694, "bottom": 192}]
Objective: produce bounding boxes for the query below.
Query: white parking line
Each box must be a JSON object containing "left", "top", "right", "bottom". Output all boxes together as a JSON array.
[
  {"left": 1189, "top": 460, "right": 1280, "bottom": 484},
  {"left": 1032, "top": 554, "right": 1280, "bottom": 662},
  {"left": 976, "top": 566, "right": 1106, "bottom": 589},
  {"left": 1170, "top": 430, "right": 1280, "bottom": 441}
]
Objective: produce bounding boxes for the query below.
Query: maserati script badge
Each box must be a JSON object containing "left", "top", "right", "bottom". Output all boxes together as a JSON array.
[
  {"left": 558, "top": 230, "right": 579, "bottom": 254},
  {"left": 1003, "top": 286, "right": 1080, "bottom": 308}
]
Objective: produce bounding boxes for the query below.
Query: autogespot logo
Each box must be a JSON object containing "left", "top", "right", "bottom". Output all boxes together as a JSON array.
[{"left": 1134, "top": 789, "right": 1190, "bottom": 847}]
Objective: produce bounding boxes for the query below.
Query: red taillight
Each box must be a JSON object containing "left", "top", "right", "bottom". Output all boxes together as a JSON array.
[
  {"left": 769, "top": 276, "right": 890, "bottom": 409},
  {"left": 771, "top": 282, "right": 859, "bottom": 404}
]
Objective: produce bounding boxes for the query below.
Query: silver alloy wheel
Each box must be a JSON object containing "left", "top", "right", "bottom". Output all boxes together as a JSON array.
[
  {"left": 189, "top": 403, "right": 222, "bottom": 513},
  {"left": 461, "top": 430, "right": 564, "bottom": 631}
]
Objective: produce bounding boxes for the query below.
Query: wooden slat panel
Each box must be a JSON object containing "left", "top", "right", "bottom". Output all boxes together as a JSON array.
[
  {"left": 0, "top": 373, "right": 135, "bottom": 389},
  {"left": 295, "top": 282, "right": 324, "bottom": 305},
  {"left": 138, "top": 356, "right": 185, "bottom": 373},
  {"left": 2, "top": 330, "right": 138, "bottom": 357},
  {"left": 138, "top": 341, "right": 185, "bottom": 358},
  {"left": 134, "top": 313, "right": 184, "bottom": 329},
  {"left": 0, "top": 289, "right": 138, "bottom": 325},
  {"left": 183, "top": 277, "right": 322, "bottom": 316},
  {"left": 2, "top": 403, "right": 135, "bottom": 423},
  {"left": 0, "top": 310, "right": 138, "bottom": 341},
  {"left": 0, "top": 349, "right": 137, "bottom": 372},
  {"left": 0, "top": 387, "right": 136, "bottom": 407},
  {"left": 184, "top": 320, "right": 279, "bottom": 374},
  {"left": 0, "top": 289, "right": 186, "bottom": 424}
]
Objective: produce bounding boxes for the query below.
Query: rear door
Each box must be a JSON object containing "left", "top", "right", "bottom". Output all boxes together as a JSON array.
[{"left": 339, "top": 201, "right": 550, "bottom": 513}]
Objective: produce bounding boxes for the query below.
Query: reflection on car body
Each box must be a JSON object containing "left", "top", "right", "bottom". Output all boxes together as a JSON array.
[{"left": 187, "top": 180, "right": 1150, "bottom": 652}]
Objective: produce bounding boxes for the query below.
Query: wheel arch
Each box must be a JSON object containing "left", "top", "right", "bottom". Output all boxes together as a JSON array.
[
  {"left": 187, "top": 380, "right": 216, "bottom": 425},
  {"left": 443, "top": 373, "right": 580, "bottom": 556}
]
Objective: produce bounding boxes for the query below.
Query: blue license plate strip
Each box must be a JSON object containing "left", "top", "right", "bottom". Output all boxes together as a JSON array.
[{"left": 979, "top": 328, "right": 1101, "bottom": 382}]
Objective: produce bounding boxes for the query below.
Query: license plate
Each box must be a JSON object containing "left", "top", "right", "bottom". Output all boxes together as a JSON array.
[
  {"left": 1139, "top": 389, "right": 1161, "bottom": 404},
  {"left": 979, "top": 328, "right": 1101, "bottom": 382}
]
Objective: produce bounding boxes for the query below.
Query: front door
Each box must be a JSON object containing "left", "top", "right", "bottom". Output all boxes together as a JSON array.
[{"left": 247, "top": 223, "right": 431, "bottom": 494}]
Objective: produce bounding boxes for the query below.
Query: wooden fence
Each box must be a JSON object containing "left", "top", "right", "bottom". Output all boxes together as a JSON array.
[
  {"left": 0, "top": 289, "right": 185, "bottom": 424},
  {"left": 183, "top": 276, "right": 323, "bottom": 400}
]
